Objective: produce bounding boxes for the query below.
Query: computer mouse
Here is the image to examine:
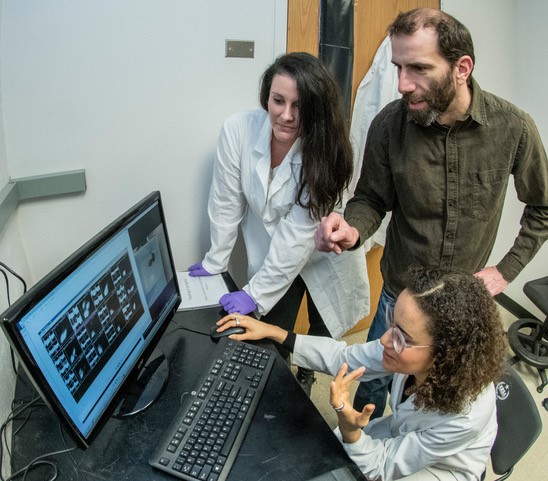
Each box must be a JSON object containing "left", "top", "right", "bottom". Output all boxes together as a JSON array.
[{"left": 209, "top": 324, "right": 246, "bottom": 340}]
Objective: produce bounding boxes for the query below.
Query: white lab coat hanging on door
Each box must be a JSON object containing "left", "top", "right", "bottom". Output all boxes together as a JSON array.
[{"left": 349, "top": 36, "right": 401, "bottom": 250}]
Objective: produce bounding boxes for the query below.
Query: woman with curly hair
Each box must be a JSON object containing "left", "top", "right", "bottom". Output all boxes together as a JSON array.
[{"left": 213, "top": 266, "right": 508, "bottom": 480}]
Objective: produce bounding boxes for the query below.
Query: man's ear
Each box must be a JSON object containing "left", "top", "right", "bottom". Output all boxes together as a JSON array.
[{"left": 455, "top": 55, "right": 474, "bottom": 84}]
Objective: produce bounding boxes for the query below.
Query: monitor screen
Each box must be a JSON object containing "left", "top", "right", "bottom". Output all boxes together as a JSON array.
[{"left": 1, "top": 191, "right": 181, "bottom": 448}]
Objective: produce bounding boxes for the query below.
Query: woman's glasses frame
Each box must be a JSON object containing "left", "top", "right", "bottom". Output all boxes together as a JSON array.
[{"left": 386, "top": 304, "right": 431, "bottom": 354}]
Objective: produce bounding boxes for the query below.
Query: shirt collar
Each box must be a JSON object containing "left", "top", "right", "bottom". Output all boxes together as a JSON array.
[
  {"left": 466, "top": 77, "right": 489, "bottom": 126},
  {"left": 403, "top": 77, "right": 489, "bottom": 127}
]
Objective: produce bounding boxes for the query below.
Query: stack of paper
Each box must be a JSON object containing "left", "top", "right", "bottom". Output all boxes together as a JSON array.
[{"left": 176, "top": 271, "right": 229, "bottom": 311}]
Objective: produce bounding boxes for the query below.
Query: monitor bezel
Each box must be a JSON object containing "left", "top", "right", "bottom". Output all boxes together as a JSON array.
[{"left": 1, "top": 190, "right": 181, "bottom": 449}]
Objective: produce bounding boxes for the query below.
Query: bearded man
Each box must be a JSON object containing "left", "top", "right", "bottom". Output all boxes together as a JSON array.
[{"left": 314, "top": 7, "right": 548, "bottom": 418}]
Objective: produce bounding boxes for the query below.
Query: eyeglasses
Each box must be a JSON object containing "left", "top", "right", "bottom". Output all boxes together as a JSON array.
[{"left": 386, "top": 305, "right": 431, "bottom": 354}]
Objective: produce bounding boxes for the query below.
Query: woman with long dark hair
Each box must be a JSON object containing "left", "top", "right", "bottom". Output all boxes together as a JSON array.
[{"left": 188, "top": 53, "right": 369, "bottom": 393}]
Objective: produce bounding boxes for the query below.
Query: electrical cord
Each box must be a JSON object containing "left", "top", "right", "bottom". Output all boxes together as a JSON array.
[
  {"left": 1, "top": 397, "right": 41, "bottom": 481},
  {"left": 1, "top": 396, "right": 77, "bottom": 481},
  {"left": 0, "top": 262, "right": 28, "bottom": 376},
  {"left": 4, "top": 446, "right": 78, "bottom": 481},
  {"left": 0, "top": 269, "right": 10, "bottom": 306},
  {"left": 3, "top": 403, "right": 34, "bottom": 459},
  {"left": 56, "top": 422, "right": 81, "bottom": 480},
  {"left": 170, "top": 320, "right": 202, "bottom": 335},
  {"left": 170, "top": 318, "right": 211, "bottom": 337},
  {"left": 0, "top": 263, "right": 27, "bottom": 295}
]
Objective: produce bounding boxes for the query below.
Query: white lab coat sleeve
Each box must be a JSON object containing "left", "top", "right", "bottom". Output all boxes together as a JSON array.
[
  {"left": 293, "top": 335, "right": 389, "bottom": 380},
  {"left": 245, "top": 201, "right": 317, "bottom": 314},
  {"left": 202, "top": 116, "right": 247, "bottom": 274},
  {"left": 335, "top": 407, "right": 492, "bottom": 481}
]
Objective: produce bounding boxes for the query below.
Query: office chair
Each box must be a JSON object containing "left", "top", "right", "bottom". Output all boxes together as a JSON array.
[
  {"left": 481, "top": 364, "right": 543, "bottom": 480},
  {"left": 507, "top": 276, "right": 548, "bottom": 393}
]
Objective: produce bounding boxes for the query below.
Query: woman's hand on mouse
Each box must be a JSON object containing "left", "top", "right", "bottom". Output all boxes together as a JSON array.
[{"left": 216, "top": 314, "right": 288, "bottom": 344}]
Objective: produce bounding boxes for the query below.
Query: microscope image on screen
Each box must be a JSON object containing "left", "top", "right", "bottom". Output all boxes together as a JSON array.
[
  {"left": 39, "top": 252, "right": 144, "bottom": 402},
  {"left": 133, "top": 226, "right": 170, "bottom": 307}
]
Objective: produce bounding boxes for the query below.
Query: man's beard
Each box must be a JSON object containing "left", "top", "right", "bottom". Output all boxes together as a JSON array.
[{"left": 404, "top": 71, "right": 456, "bottom": 126}]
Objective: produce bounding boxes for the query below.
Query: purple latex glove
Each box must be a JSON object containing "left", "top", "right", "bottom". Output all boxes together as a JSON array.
[
  {"left": 187, "top": 262, "right": 212, "bottom": 277},
  {"left": 219, "top": 290, "right": 257, "bottom": 314}
]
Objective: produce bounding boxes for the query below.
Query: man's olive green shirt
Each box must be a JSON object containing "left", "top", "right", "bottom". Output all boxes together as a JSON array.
[{"left": 346, "top": 78, "right": 548, "bottom": 296}]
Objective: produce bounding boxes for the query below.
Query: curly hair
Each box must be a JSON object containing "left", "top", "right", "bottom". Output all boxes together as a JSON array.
[
  {"left": 259, "top": 52, "right": 354, "bottom": 220},
  {"left": 402, "top": 266, "right": 507, "bottom": 414}
]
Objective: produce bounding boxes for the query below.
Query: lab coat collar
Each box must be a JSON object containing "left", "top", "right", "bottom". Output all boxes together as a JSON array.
[
  {"left": 252, "top": 113, "right": 302, "bottom": 164},
  {"left": 253, "top": 113, "right": 273, "bottom": 158},
  {"left": 252, "top": 113, "right": 302, "bottom": 202}
]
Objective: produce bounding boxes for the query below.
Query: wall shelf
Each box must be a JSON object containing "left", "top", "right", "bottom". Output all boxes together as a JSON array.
[{"left": 0, "top": 169, "right": 86, "bottom": 235}]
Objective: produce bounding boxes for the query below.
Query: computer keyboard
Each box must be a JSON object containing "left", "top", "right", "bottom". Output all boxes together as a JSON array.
[{"left": 149, "top": 336, "right": 275, "bottom": 481}]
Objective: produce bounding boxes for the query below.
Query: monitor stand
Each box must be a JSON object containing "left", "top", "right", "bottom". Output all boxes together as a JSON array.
[{"left": 112, "top": 349, "right": 169, "bottom": 418}]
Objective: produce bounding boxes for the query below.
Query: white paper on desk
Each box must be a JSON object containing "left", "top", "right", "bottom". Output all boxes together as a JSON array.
[{"left": 176, "top": 271, "right": 229, "bottom": 310}]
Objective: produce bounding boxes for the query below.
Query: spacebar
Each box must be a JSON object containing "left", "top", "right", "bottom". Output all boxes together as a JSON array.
[{"left": 220, "top": 419, "right": 243, "bottom": 457}]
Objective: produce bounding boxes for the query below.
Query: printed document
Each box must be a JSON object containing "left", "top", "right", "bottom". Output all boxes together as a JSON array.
[{"left": 176, "top": 271, "right": 229, "bottom": 310}]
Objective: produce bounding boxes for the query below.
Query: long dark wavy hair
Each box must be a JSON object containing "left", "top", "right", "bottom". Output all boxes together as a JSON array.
[
  {"left": 402, "top": 266, "right": 507, "bottom": 414},
  {"left": 389, "top": 8, "right": 475, "bottom": 83},
  {"left": 259, "top": 52, "right": 353, "bottom": 220}
]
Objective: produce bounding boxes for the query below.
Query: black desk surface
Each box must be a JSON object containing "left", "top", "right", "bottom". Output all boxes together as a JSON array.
[{"left": 11, "top": 306, "right": 364, "bottom": 481}]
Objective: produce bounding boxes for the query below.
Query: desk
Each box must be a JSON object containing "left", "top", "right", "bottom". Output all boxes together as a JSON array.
[{"left": 10, "top": 304, "right": 365, "bottom": 481}]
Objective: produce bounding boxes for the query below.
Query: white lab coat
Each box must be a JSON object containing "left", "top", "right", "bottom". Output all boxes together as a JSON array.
[
  {"left": 293, "top": 335, "right": 497, "bottom": 481},
  {"left": 349, "top": 36, "right": 400, "bottom": 249},
  {"left": 202, "top": 109, "right": 370, "bottom": 338}
]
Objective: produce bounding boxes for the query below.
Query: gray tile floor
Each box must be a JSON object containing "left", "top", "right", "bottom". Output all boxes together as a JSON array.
[{"left": 300, "top": 306, "right": 547, "bottom": 480}]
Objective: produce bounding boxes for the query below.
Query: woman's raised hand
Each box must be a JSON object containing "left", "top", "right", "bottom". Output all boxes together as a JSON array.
[{"left": 330, "top": 362, "right": 374, "bottom": 444}]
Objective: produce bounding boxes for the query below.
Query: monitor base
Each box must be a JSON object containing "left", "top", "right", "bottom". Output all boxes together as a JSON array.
[{"left": 112, "top": 350, "right": 169, "bottom": 418}]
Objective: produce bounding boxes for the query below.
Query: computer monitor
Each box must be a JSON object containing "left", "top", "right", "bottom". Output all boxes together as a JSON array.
[{"left": 1, "top": 191, "right": 181, "bottom": 449}]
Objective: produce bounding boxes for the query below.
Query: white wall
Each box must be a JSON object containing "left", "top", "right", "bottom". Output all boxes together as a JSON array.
[
  {"left": 1, "top": 0, "right": 286, "bottom": 282},
  {"left": 443, "top": 0, "right": 547, "bottom": 318}
]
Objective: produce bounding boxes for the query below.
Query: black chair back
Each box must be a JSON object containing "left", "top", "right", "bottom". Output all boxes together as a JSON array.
[{"left": 490, "top": 364, "right": 543, "bottom": 480}]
